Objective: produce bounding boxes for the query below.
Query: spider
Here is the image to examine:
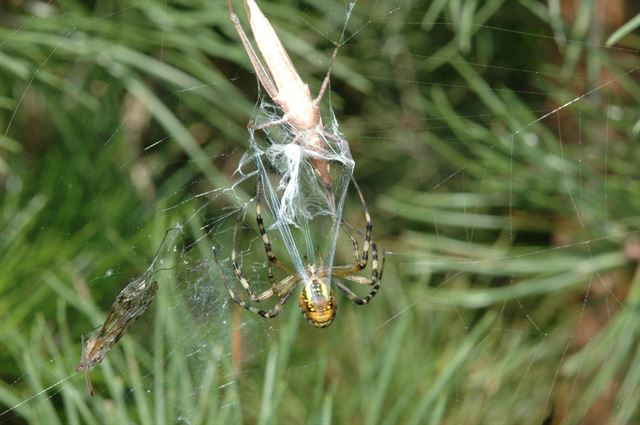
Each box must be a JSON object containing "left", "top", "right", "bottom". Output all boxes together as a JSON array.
[{"left": 215, "top": 177, "right": 384, "bottom": 328}]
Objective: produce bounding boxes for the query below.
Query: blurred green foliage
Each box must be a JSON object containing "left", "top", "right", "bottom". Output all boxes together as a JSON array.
[{"left": 1, "top": 0, "right": 640, "bottom": 424}]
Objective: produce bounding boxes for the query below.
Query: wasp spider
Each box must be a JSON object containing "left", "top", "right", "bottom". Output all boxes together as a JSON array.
[{"left": 216, "top": 178, "right": 384, "bottom": 328}]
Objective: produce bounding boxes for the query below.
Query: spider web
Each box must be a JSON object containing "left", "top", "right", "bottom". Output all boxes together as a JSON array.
[
  {"left": 1, "top": 0, "right": 640, "bottom": 424},
  {"left": 232, "top": 1, "right": 358, "bottom": 294},
  {"left": 236, "top": 98, "right": 355, "bottom": 296}
]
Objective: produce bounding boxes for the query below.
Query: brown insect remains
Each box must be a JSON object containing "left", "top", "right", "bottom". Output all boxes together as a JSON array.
[{"left": 76, "top": 277, "right": 158, "bottom": 396}]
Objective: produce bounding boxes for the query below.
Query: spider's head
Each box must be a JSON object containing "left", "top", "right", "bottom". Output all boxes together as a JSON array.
[{"left": 299, "top": 280, "right": 336, "bottom": 328}]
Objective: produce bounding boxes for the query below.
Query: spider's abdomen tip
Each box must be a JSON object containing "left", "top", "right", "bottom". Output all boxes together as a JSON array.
[
  {"left": 311, "top": 317, "right": 335, "bottom": 328},
  {"left": 304, "top": 309, "right": 336, "bottom": 328},
  {"left": 299, "top": 286, "right": 336, "bottom": 328}
]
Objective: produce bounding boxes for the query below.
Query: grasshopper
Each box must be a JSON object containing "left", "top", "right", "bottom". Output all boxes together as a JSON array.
[{"left": 228, "top": 0, "right": 342, "bottom": 210}]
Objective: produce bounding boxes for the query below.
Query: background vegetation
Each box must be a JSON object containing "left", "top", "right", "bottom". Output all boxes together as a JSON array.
[{"left": 1, "top": 0, "right": 640, "bottom": 424}]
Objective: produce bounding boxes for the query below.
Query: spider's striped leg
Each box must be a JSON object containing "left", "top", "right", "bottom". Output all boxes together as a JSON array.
[
  {"left": 334, "top": 241, "right": 385, "bottom": 306},
  {"left": 255, "top": 179, "right": 293, "bottom": 284},
  {"left": 341, "top": 223, "right": 361, "bottom": 264},
  {"left": 249, "top": 287, "right": 295, "bottom": 319},
  {"left": 256, "top": 180, "right": 276, "bottom": 285},
  {"left": 352, "top": 177, "right": 372, "bottom": 270},
  {"left": 331, "top": 178, "right": 372, "bottom": 275},
  {"left": 214, "top": 178, "right": 300, "bottom": 319},
  {"left": 214, "top": 246, "right": 298, "bottom": 319},
  {"left": 229, "top": 218, "right": 276, "bottom": 302},
  {"left": 328, "top": 176, "right": 384, "bottom": 305},
  {"left": 231, "top": 207, "right": 294, "bottom": 303}
]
